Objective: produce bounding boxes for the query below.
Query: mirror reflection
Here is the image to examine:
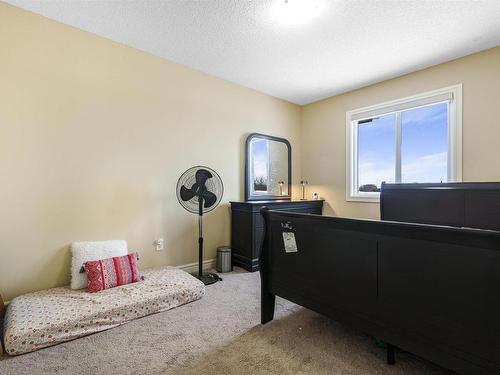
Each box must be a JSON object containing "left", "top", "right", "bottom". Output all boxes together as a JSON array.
[{"left": 246, "top": 133, "right": 291, "bottom": 201}]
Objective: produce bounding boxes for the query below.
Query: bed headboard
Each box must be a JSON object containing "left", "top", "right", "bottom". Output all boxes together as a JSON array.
[{"left": 380, "top": 182, "right": 500, "bottom": 231}]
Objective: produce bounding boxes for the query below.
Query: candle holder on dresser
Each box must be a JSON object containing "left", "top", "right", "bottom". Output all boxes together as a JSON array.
[{"left": 300, "top": 180, "right": 308, "bottom": 200}]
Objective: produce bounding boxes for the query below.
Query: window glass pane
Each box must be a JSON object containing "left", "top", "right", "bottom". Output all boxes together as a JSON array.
[
  {"left": 357, "top": 113, "right": 396, "bottom": 192},
  {"left": 401, "top": 103, "right": 448, "bottom": 183},
  {"left": 251, "top": 139, "right": 269, "bottom": 192}
]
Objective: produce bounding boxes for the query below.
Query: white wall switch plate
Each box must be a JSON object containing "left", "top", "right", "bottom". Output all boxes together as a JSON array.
[{"left": 154, "top": 238, "right": 164, "bottom": 251}]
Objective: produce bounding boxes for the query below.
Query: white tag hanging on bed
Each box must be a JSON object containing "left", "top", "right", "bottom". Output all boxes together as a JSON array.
[{"left": 282, "top": 232, "right": 298, "bottom": 253}]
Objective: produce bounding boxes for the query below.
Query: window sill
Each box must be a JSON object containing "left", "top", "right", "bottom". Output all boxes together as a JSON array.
[{"left": 346, "top": 195, "right": 380, "bottom": 203}]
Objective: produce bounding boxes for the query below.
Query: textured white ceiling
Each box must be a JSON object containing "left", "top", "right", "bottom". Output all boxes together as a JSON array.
[{"left": 6, "top": 0, "right": 500, "bottom": 105}]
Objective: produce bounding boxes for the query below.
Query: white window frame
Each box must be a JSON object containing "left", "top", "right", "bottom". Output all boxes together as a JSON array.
[{"left": 346, "top": 84, "right": 463, "bottom": 203}]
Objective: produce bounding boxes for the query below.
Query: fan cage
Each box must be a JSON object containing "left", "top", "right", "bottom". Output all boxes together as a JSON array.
[{"left": 176, "top": 166, "right": 224, "bottom": 214}]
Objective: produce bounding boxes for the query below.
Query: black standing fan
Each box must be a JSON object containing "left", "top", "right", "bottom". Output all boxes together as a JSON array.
[{"left": 176, "top": 166, "right": 224, "bottom": 285}]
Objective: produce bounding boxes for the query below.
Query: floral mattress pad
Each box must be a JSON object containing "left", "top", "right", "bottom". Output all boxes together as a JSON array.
[{"left": 3, "top": 266, "right": 205, "bottom": 355}]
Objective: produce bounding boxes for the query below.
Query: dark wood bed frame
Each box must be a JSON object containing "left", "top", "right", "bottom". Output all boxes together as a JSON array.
[{"left": 260, "top": 182, "right": 500, "bottom": 375}]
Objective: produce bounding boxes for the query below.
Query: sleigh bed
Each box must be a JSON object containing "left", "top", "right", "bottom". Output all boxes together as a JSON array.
[{"left": 260, "top": 182, "right": 500, "bottom": 375}]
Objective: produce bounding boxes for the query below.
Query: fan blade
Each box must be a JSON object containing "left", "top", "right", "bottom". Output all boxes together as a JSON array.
[
  {"left": 180, "top": 185, "right": 196, "bottom": 202},
  {"left": 195, "top": 169, "right": 213, "bottom": 186},
  {"left": 202, "top": 190, "right": 217, "bottom": 208}
]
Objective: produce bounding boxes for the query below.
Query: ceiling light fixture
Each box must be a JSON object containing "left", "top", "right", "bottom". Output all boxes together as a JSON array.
[{"left": 270, "top": 0, "right": 321, "bottom": 26}]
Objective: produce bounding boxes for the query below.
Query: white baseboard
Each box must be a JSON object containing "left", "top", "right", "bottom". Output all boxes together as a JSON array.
[{"left": 176, "top": 258, "right": 216, "bottom": 274}]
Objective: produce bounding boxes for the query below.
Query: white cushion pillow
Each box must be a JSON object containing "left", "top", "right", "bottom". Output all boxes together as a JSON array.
[{"left": 70, "top": 240, "right": 128, "bottom": 290}]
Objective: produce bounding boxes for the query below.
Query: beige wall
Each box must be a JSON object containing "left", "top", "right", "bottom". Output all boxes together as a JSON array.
[
  {"left": 301, "top": 46, "right": 500, "bottom": 220},
  {"left": 0, "top": 3, "right": 302, "bottom": 301},
  {"left": 2, "top": 2, "right": 499, "bottom": 302}
]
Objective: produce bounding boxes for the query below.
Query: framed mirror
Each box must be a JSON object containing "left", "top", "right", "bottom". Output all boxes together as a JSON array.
[{"left": 245, "top": 133, "right": 291, "bottom": 201}]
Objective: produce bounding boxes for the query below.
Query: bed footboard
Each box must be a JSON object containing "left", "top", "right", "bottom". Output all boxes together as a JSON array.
[
  {"left": 259, "top": 214, "right": 275, "bottom": 325},
  {"left": 259, "top": 208, "right": 500, "bottom": 375}
]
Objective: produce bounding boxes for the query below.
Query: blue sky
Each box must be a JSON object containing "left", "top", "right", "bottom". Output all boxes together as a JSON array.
[
  {"left": 358, "top": 102, "right": 448, "bottom": 188},
  {"left": 252, "top": 139, "right": 268, "bottom": 180}
]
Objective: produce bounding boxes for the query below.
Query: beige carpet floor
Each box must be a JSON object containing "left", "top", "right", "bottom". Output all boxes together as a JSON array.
[{"left": 0, "top": 268, "right": 452, "bottom": 375}]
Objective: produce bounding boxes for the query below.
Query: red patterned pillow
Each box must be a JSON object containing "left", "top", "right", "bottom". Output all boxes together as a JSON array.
[{"left": 84, "top": 252, "right": 142, "bottom": 293}]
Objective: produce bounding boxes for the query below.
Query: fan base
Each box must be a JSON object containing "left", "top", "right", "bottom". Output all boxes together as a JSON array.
[{"left": 194, "top": 273, "right": 222, "bottom": 285}]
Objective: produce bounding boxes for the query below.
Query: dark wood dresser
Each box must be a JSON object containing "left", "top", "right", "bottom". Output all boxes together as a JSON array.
[{"left": 230, "top": 200, "right": 324, "bottom": 271}]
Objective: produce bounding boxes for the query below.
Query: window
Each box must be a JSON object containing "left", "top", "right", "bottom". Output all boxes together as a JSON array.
[
  {"left": 250, "top": 138, "right": 270, "bottom": 194},
  {"left": 346, "top": 85, "right": 462, "bottom": 202}
]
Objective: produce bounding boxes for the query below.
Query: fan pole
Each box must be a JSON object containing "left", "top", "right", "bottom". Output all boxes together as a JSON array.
[
  {"left": 198, "top": 197, "right": 203, "bottom": 277},
  {"left": 177, "top": 166, "right": 223, "bottom": 286}
]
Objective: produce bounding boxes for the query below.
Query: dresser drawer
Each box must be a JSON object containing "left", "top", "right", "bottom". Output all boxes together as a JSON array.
[{"left": 231, "top": 200, "right": 324, "bottom": 272}]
